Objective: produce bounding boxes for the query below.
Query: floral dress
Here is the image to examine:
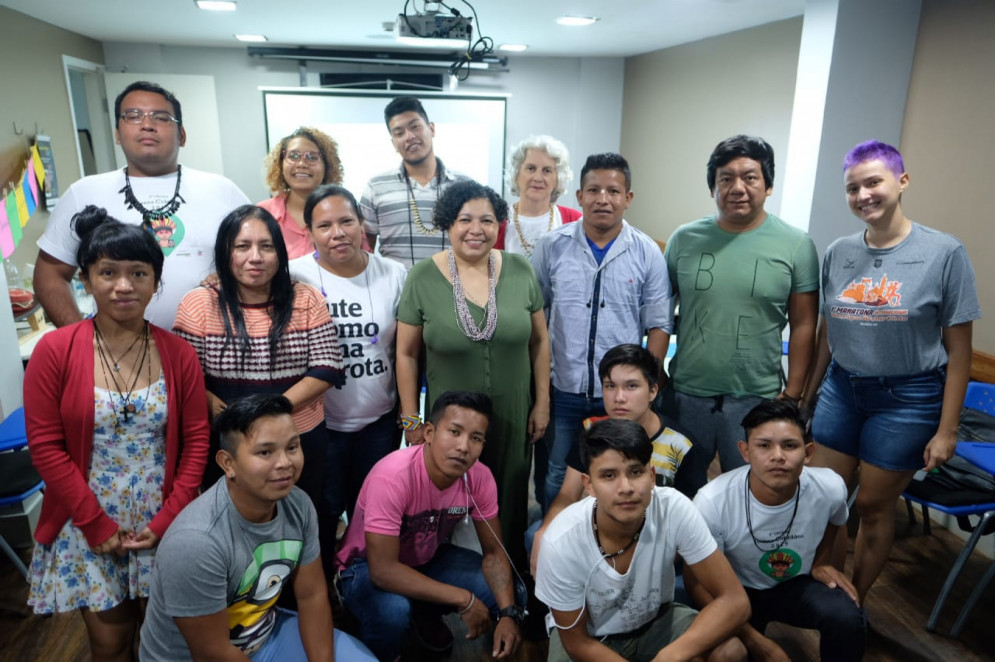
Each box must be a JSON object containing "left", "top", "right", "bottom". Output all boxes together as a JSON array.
[{"left": 28, "top": 374, "right": 167, "bottom": 613}]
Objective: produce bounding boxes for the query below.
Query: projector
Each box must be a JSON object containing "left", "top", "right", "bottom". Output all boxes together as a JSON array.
[{"left": 396, "top": 12, "right": 472, "bottom": 41}]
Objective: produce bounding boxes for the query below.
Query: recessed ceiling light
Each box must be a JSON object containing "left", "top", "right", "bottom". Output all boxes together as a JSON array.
[
  {"left": 234, "top": 34, "right": 267, "bottom": 42},
  {"left": 555, "top": 16, "right": 599, "bottom": 27},
  {"left": 196, "top": 0, "right": 236, "bottom": 10},
  {"left": 499, "top": 44, "right": 528, "bottom": 52}
]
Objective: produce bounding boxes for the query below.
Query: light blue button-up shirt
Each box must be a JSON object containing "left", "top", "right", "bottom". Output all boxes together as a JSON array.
[{"left": 531, "top": 219, "right": 673, "bottom": 397}]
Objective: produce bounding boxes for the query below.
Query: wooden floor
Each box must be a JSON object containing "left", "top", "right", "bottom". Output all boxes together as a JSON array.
[{"left": 3, "top": 501, "right": 995, "bottom": 661}]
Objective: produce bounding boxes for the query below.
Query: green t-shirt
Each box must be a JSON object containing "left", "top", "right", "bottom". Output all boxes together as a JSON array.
[{"left": 665, "top": 213, "right": 818, "bottom": 398}]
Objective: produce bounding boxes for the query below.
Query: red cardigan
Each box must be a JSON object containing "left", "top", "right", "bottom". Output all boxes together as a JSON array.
[
  {"left": 495, "top": 204, "right": 582, "bottom": 250},
  {"left": 24, "top": 321, "right": 210, "bottom": 547}
]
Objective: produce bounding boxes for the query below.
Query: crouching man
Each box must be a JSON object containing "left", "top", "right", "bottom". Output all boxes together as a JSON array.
[
  {"left": 335, "top": 391, "right": 526, "bottom": 661},
  {"left": 536, "top": 418, "right": 749, "bottom": 661},
  {"left": 690, "top": 400, "right": 865, "bottom": 661},
  {"left": 140, "top": 394, "right": 374, "bottom": 661}
]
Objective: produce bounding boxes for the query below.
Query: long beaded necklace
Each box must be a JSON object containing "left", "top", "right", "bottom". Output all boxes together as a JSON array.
[
  {"left": 313, "top": 250, "right": 379, "bottom": 344},
  {"left": 94, "top": 320, "right": 151, "bottom": 425},
  {"left": 118, "top": 165, "right": 186, "bottom": 229},
  {"left": 744, "top": 470, "right": 801, "bottom": 552},
  {"left": 405, "top": 166, "right": 442, "bottom": 236},
  {"left": 448, "top": 248, "right": 498, "bottom": 342},
  {"left": 591, "top": 501, "right": 646, "bottom": 569},
  {"left": 511, "top": 202, "right": 555, "bottom": 256}
]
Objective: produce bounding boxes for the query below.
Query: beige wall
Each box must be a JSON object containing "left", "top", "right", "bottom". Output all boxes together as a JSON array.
[
  {"left": 0, "top": 7, "right": 104, "bottom": 275},
  {"left": 620, "top": 18, "right": 802, "bottom": 243},
  {"left": 901, "top": 0, "right": 994, "bottom": 353}
]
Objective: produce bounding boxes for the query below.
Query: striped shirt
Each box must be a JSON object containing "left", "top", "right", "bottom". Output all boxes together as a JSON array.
[
  {"left": 173, "top": 282, "right": 345, "bottom": 433},
  {"left": 360, "top": 158, "right": 469, "bottom": 269}
]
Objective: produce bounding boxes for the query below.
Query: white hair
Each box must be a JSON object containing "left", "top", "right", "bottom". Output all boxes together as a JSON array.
[{"left": 505, "top": 135, "right": 573, "bottom": 202}]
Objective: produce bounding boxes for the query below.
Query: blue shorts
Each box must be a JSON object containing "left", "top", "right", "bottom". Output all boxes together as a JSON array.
[{"left": 811, "top": 361, "right": 945, "bottom": 472}]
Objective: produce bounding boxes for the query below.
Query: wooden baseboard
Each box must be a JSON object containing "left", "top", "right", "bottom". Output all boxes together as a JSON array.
[{"left": 971, "top": 349, "right": 995, "bottom": 384}]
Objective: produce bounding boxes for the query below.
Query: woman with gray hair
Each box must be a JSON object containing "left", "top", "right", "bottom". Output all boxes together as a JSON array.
[{"left": 498, "top": 135, "right": 581, "bottom": 255}]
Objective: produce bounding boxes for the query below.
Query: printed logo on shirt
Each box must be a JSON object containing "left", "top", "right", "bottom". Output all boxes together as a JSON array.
[
  {"left": 227, "top": 539, "right": 303, "bottom": 653},
  {"left": 147, "top": 215, "right": 185, "bottom": 256},
  {"left": 759, "top": 548, "right": 801, "bottom": 582},
  {"left": 829, "top": 274, "right": 908, "bottom": 324}
]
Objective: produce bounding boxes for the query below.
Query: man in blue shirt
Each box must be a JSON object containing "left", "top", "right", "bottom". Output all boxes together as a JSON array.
[{"left": 531, "top": 152, "right": 673, "bottom": 510}]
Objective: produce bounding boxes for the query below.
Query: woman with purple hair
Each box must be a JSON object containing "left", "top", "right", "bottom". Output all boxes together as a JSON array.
[{"left": 804, "top": 140, "right": 981, "bottom": 605}]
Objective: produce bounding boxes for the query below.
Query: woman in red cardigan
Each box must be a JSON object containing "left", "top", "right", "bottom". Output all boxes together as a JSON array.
[{"left": 24, "top": 206, "right": 209, "bottom": 662}]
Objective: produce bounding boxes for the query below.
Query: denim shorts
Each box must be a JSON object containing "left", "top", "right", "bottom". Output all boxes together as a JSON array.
[{"left": 811, "top": 360, "right": 945, "bottom": 471}]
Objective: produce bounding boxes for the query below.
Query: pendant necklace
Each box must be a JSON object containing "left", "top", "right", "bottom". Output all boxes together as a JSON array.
[
  {"left": 512, "top": 202, "right": 555, "bottom": 256},
  {"left": 119, "top": 165, "right": 186, "bottom": 230},
  {"left": 94, "top": 320, "right": 151, "bottom": 425},
  {"left": 93, "top": 321, "right": 144, "bottom": 371},
  {"left": 591, "top": 500, "right": 646, "bottom": 569},
  {"left": 744, "top": 470, "right": 801, "bottom": 552}
]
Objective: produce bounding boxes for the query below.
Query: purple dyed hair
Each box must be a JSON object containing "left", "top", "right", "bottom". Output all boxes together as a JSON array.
[{"left": 843, "top": 140, "right": 905, "bottom": 177}]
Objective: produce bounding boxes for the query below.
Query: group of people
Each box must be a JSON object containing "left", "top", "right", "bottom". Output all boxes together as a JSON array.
[{"left": 19, "top": 78, "right": 980, "bottom": 662}]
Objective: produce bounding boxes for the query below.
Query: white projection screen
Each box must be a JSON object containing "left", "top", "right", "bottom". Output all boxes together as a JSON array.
[{"left": 262, "top": 89, "right": 508, "bottom": 199}]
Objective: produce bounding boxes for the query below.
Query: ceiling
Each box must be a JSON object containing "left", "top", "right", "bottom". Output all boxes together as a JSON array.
[{"left": 0, "top": 0, "right": 804, "bottom": 58}]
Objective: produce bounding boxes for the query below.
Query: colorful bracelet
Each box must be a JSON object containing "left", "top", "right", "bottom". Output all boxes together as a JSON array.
[{"left": 401, "top": 414, "right": 423, "bottom": 431}]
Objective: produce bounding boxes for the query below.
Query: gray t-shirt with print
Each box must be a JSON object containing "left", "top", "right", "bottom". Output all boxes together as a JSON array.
[
  {"left": 139, "top": 480, "right": 319, "bottom": 661},
  {"left": 821, "top": 223, "right": 981, "bottom": 376}
]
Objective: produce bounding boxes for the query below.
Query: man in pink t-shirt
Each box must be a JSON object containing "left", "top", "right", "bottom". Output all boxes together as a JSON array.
[{"left": 336, "top": 391, "right": 525, "bottom": 661}]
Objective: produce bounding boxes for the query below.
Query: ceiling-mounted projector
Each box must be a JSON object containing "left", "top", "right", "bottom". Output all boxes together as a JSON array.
[{"left": 396, "top": 12, "right": 472, "bottom": 42}]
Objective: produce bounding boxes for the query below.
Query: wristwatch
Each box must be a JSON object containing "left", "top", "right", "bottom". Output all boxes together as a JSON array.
[{"left": 498, "top": 604, "right": 526, "bottom": 624}]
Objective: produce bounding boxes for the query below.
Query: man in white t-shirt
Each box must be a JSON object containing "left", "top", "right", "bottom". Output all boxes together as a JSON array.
[
  {"left": 35, "top": 80, "right": 249, "bottom": 329},
  {"left": 690, "top": 400, "right": 865, "bottom": 661},
  {"left": 536, "top": 418, "right": 748, "bottom": 662}
]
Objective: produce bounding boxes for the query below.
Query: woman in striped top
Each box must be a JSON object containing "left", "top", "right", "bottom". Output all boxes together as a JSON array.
[{"left": 174, "top": 205, "right": 344, "bottom": 554}]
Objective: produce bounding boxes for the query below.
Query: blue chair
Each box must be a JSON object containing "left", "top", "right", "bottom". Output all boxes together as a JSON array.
[
  {"left": 0, "top": 407, "right": 43, "bottom": 579},
  {"left": 900, "top": 381, "right": 995, "bottom": 632}
]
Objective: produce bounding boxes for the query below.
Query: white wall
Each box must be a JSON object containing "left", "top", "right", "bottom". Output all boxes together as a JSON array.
[{"left": 102, "top": 44, "right": 625, "bottom": 206}]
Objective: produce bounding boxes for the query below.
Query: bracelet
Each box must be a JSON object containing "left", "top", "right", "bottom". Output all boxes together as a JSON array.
[
  {"left": 779, "top": 391, "right": 801, "bottom": 405},
  {"left": 401, "top": 414, "right": 422, "bottom": 431},
  {"left": 458, "top": 592, "right": 475, "bottom": 615}
]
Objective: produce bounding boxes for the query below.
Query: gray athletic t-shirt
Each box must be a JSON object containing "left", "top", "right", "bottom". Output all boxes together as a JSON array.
[
  {"left": 822, "top": 223, "right": 980, "bottom": 376},
  {"left": 139, "top": 480, "right": 320, "bottom": 661}
]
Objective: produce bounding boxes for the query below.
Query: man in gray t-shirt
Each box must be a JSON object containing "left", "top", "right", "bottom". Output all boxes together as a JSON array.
[{"left": 140, "top": 394, "right": 374, "bottom": 661}]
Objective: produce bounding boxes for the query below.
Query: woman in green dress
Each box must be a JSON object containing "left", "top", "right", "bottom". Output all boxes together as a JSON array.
[{"left": 396, "top": 180, "right": 550, "bottom": 569}]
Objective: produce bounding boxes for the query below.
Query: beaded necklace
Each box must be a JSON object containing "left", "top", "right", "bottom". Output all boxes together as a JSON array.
[
  {"left": 511, "top": 202, "right": 555, "bottom": 256},
  {"left": 119, "top": 165, "right": 186, "bottom": 231},
  {"left": 591, "top": 501, "right": 646, "bottom": 569},
  {"left": 404, "top": 162, "right": 446, "bottom": 265},
  {"left": 448, "top": 248, "right": 498, "bottom": 342},
  {"left": 744, "top": 470, "right": 801, "bottom": 552}
]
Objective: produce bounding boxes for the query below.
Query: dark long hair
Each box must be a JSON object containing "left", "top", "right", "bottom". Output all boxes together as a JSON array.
[{"left": 213, "top": 205, "right": 294, "bottom": 366}]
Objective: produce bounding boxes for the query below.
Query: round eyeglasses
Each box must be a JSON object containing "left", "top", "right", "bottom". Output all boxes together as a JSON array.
[
  {"left": 283, "top": 150, "right": 322, "bottom": 163},
  {"left": 120, "top": 109, "right": 179, "bottom": 125}
]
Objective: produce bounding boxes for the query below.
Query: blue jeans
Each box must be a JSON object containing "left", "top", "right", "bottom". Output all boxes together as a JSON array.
[
  {"left": 746, "top": 575, "right": 866, "bottom": 662},
  {"left": 338, "top": 544, "right": 527, "bottom": 661},
  {"left": 811, "top": 360, "right": 945, "bottom": 471},
  {"left": 323, "top": 409, "right": 398, "bottom": 525},
  {"left": 250, "top": 607, "right": 376, "bottom": 662},
  {"left": 544, "top": 388, "right": 605, "bottom": 508}
]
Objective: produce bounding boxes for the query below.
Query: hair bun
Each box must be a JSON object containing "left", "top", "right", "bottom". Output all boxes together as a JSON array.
[{"left": 72, "top": 205, "right": 112, "bottom": 242}]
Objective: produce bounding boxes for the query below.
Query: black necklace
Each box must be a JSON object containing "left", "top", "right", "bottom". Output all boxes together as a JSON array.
[
  {"left": 94, "top": 320, "right": 151, "bottom": 425},
  {"left": 744, "top": 470, "right": 801, "bottom": 552},
  {"left": 591, "top": 501, "right": 646, "bottom": 565},
  {"left": 119, "top": 164, "right": 186, "bottom": 229}
]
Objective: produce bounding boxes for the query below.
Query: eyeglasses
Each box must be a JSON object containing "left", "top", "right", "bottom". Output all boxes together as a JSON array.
[
  {"left": 283, "top": 150, "right": 322, "bottom": 163},
  {"left": 120, "top": 109, "right": 179, "bottom": 125}
]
